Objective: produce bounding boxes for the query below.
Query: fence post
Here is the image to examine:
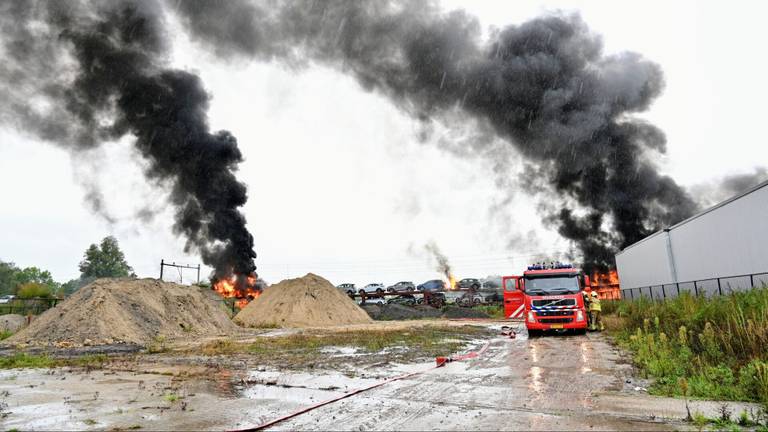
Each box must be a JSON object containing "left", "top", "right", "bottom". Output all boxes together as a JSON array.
[
  {"left": 649, "top": 286, "right": 653, "bottom": 301},
  {"left": 676, "top": 283, "right": 680, "bottom": 296},
  {"left": 693, "top": 280, "right": 699, "bottom": 296},
  {"left": 661, "top": 285, "right": 666, "bottom": 298},
  {"left": 160, "top": 259, "right": 164, "bottom": 281},
  {"left": 717, "top": 278, "right": 723, "bottom": 296},
  {"left": 750, "top": 274, "right": 755, "bottom": 288}
]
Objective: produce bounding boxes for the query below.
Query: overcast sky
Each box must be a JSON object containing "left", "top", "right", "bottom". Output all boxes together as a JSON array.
[{"left": 1, "top": 0, "right": 766, "bottom": 286}]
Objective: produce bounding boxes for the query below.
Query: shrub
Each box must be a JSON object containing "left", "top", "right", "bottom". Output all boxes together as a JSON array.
[
  {"left": 609, "top": 287, "right": 768, "bottom": 406},
  {"left": 16, "top": 282, "right": 51, "bottom": 299}
]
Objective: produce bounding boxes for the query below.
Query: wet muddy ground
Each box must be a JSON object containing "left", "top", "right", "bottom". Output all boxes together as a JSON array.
[{"left": 1, "top": 323, "right": 760, "bottom": 430}]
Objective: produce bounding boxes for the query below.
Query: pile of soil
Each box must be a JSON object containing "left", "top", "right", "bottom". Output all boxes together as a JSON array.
[
  {"left": 0, "top": 314, "right": 26, "bottom": 333},
  {"left": 234, "top": 273, "right": 372, "bottom": 328},
  {"left": 362, "top": 304, "right": 442, "bottom": 320},
  {"left": 5, "top": 278, "right": 237, "bottom": 346}
]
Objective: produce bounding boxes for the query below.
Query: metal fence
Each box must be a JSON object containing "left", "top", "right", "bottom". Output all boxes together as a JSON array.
[
  {"left": 0, "top": 298, "right": 60, "bottom": 316},
  {"left": 621, "top": 271, "right": 768, "bottom": 301}
]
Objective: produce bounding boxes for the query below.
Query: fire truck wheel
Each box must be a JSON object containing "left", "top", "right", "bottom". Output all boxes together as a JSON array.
[
  {"left": 573, "top": 328, "right": 587, "bottom": 336},
  {"left": 528, "top": 330, "right": 542, "bottom": 338}
]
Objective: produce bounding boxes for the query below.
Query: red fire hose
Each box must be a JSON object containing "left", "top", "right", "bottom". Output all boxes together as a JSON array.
[{"left": 233, "top": 340, "right": 492, "bottom": 431}]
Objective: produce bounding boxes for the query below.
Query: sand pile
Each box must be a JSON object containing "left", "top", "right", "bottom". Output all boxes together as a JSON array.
[
  {"left": 235, "top": 273, "right": 372, "bottom": 328},
  {"left": 6, "top": 278, "right": 237, "bottom": 346},
  {"left": 0, "top": 314, "right": 26, "bottom": 333}
]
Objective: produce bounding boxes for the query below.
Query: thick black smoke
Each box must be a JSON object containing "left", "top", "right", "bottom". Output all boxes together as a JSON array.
[
  {"left": 174, "top": 0, "right": 697, "bottom": 272},
  {"left": 424, "top": 241, "right": 453, "bottom": 282},
  {"left": 0, "top": 1, "right": 256, "bottom": 281}
]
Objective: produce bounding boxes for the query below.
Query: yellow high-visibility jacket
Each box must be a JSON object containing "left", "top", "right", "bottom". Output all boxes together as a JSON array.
[{"left": 589, "top": 297, "right": 601, "bottom": 312}]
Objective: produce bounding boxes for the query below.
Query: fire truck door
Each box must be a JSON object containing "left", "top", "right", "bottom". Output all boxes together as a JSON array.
[{"left": 503, "top": 276, "right": 525, "bottom": 319}]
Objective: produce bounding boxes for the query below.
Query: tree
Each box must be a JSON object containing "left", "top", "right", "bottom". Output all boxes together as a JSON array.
[
  {"left": 15, "top": 266, "right": 57, "bottom": 287},
  {"left": 60, "top": 277, "right": 96, "bottom": 296},
  {"left": 78, "top": 236, "right": 135, "bottom": 279},
  {"left": 0, "top": 261, "right": 60, "bottom": 296},
  {"left": 0, "top": 261, "right": 20, "bottom": 296}
]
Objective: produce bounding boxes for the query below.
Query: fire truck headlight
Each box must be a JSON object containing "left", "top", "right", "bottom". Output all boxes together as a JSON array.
[
  {"left": 527, "top": 311, "right": 535, "bottom": 323},
  {"left": 576, "top": 310, "right": 585, "bottom": 322}
]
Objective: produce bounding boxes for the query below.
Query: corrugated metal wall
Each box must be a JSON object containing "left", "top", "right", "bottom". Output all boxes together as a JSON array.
[{"left": 616, "top": 181, "right": 768, "bottom": 294}]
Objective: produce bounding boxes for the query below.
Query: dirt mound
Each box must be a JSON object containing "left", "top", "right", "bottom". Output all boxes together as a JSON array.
[
  {"left": 0, "top": 314, "right": 26, "bottom": 333},
  {"left": 234, "top": 273, "right": 372, "bottom": 328},
  {"left": 6, "top": 278, "right": 237, "bottom": 346}
]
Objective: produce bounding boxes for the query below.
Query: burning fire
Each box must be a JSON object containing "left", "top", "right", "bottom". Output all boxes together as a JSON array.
[
  {"left": 591, "top": 269, "right": 619, "bottom": 286},
  {"left": 589, "top": 269, "right": 621, "bottom": 300},
  {"left": 448, "top": 273, "right": 457, "bottom": 290},
  {"left": 212, "top": 273, "right": 261, "bottom": 309}
]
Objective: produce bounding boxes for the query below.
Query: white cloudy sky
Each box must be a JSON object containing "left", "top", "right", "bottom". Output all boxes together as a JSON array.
[{"left": 1, "top": 0, "right": 766, "bottom": 286}]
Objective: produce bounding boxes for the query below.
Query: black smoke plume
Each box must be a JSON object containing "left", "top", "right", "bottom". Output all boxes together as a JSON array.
[
  {"left": 424, "top": 241, "right": 453, "bottom": 282},
  {"left": 174, "top": 0, "right": 698, "bottom": 272},
  {"left": 0, "top": 1, "right": 256, "bottom": 282}
]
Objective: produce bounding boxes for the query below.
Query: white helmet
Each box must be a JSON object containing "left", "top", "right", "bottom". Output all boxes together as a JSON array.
[{"left": 591, "top": 291, "right": 598, "bottom": 298}]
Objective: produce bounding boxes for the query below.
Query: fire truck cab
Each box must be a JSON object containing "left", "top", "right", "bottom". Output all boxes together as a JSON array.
[{"left": 503, "top": 263, "right": 590, "bottom": 335}]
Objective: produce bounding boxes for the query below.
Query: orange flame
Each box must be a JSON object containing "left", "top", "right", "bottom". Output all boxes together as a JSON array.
[
  {"left": 448, "top": 273, "right": 457, "bottom": 290},
  {"left": 212, "top": 273, "right": 262, "bottom": 309},
  {"left": 589, "top": 269, "right": 621, "bottom": 299}
]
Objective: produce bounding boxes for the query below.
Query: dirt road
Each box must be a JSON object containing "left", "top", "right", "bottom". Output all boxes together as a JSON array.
[
  {"left": 275, "top": 330, "right": 686, "bottom": 431},
  {"left": 1, "top": 326, "right": 759, "bottom": 430}
]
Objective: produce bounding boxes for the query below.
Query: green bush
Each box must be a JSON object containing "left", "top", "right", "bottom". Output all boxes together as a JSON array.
[
  {"left": 16, "top": 282, "right": 51, "bottom": 299},
  {"left": 610, "top": 287, "right": 768, "bottom": 406}
]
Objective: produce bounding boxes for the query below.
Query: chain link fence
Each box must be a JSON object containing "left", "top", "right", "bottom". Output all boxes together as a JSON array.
[{"left": 621, "top": 271, "right": 768, "bottom": 301}]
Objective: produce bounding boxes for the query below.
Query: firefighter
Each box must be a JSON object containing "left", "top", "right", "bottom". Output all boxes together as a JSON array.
[
  {"left": 588, "top": 291, "right": 604, "bottom": 331},
  {"left": 582, "top": 291, "right": 591, "bottom": 324}
]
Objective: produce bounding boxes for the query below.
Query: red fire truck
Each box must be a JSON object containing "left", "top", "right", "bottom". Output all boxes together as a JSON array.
[{"left": 502, "top": 263, "right": 590, "bottom": 335}]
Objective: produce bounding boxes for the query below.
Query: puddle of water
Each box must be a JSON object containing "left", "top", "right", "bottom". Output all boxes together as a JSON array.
[
  {"left": 242, "top": 384, "right": 345, "bottom": 404},
  {"left": 243, "top": 370, "right": 380, "bottom": 392},
  {"left": 319, "top": 346, "right": 362, "bottom": 356}
]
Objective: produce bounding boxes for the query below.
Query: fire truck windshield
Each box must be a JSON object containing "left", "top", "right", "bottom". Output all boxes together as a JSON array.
[{"left": 524, "top": 276, "right": 580, "bottom": 295}]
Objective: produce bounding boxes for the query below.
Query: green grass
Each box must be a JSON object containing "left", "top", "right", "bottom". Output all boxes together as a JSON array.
[
  {"left": 607, "top": 287, "right": 768, "bottom": 407},
  {"left": 247, "top": 326, "right": 487, "bottom": 354},
  {"left": 0, "top": 353, "right": 109, "bottom": 370},
  {"left": 0, "top": 353, "right": 57, "bottom": 369},
  {"left": 0, "top": 330, "right": 13, "bottom": 341},
  {"left": 471, "top": 304, "right": 505, "bottom": 319},
  {"left": 199, "top": 325, "right": 492, "bottom": 367}
]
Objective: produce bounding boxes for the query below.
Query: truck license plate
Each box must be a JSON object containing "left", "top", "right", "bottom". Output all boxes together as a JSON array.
[{"left": 550, "top": 324, "right": 564, "bottom": 329}]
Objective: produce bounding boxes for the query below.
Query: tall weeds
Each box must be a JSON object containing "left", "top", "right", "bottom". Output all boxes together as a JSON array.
[{"left": 611, "top": 287, "right": 768, "bottom": 406}]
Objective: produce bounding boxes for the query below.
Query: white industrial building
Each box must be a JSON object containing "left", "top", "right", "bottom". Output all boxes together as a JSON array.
[{"left": 615, "top": 179, "right": 768, "bottom": 299}]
